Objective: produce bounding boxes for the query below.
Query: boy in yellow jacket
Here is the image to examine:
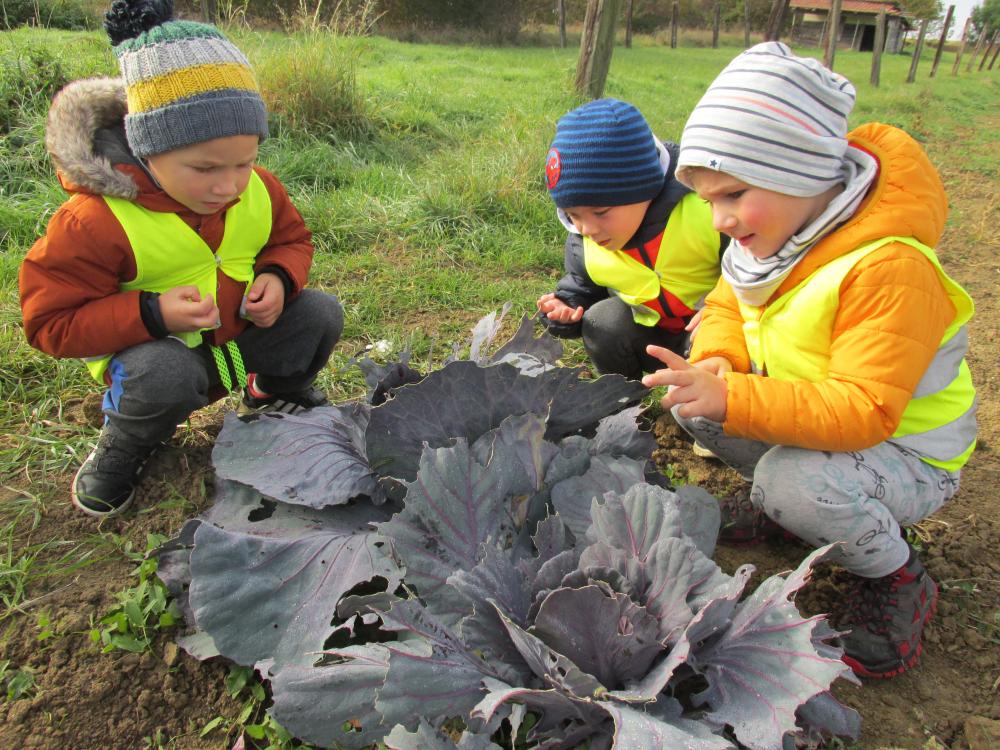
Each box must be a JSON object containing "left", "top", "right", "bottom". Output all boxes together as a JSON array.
[
  {"left": 536, "top": 99, "right": 724, "bottom": 379},
  {"left": 643, "top": 43, "right": 977, "bottom": 679}
]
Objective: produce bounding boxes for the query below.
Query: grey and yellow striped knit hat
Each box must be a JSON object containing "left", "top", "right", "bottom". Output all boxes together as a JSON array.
[
  {"left": 677, "top": 42, "right": 856, "bottom": 197},
  {"left": 105, "top": 0, "right": 268, "bottom": 158}
]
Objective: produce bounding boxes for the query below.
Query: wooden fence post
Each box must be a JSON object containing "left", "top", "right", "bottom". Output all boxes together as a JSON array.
[
  {"left": 851, "top": 22, "right": 861, "bottom": 50},
  {"left": 952, "top": 17, "right": 972, "bottom": 75},
  {"left": 775, "top": 0, "right": 790, "bottom": 40},
  {"left": 966, "top": 28, "right": 988, "bottom": 71},
  {"left": 823, "top": 0, "right": 843, "bottom": 69},
  {"left": 929, "top": 5, "right": 954, "bottom": 77},
  {"left": 558, "top": 0, "right": 567, "bottom": 48},
  {"left": 744, "top": 0, "right": 751, "bottom": 48},
  {"left": 200, "top": 0, "right": 216, "bottom": 24},
  {"left": 575, "top": 0, "right": 621, "bottom": 99},
  {"left": 625, "top": 0, "right": 634, "bottom": 48},
  {"left": 979, "top": 30, "right": 1000, "bottom": 71},
  {"left": 906, "top": 19, "right": 929, "bottom": 83},
  {"left": 763, "top": 0, "right": 790, "bottom": 41},
  {"left": 990, "top": 35, "right": 1000, "bottom": 69},
  {"left": 670, "top": 1, "right": 679, "bottom": 49},
  {"left": 870, "top": 9, "right": 886, "bottom": 87},
  {"left": 712, "top": 3, "right": 721, "bottom": 48},
  {"left": 764, "top": 0, "right": 781, "bottom": 40}
]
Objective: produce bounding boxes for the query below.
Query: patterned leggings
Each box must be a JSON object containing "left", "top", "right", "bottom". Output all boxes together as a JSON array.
[{"left": 672, "top": 410, "right": 960, "bottom": 578}]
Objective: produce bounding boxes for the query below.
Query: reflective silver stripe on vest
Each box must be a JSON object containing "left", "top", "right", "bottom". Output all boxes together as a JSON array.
[
  {"left": 892, "top": 400, "right": 977, "bottom": 461},
  {"left": 911, "top": 327, "right": 968, "bottom": 399}
]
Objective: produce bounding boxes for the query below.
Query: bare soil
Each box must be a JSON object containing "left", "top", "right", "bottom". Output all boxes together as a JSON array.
[{"left": 1, "top": 125, "right": 997, "bottom": 749}]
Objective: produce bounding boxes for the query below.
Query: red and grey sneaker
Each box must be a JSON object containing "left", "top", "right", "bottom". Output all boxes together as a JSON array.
[
  {"left": 717, "top": 486, "right": 797, "bottom": 545},
  {"left": 840, "top": 545, "right": 938, "bottom": 679},
  {"left": 238, "top": 373, "right": 330, "bottom": 416}
]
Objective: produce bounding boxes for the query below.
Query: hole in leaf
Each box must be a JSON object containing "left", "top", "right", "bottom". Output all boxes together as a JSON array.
[{"left": 248, "top": 499, "right": 277, "bottom": 522}]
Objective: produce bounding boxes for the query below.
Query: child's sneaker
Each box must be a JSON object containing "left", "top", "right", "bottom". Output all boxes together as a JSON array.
[
  {"left": 71, "top": 429, "right": 157, "bottom": 517},
  {"left": 717, "top": 486, "right": 795, "bottom": 545},
  {"left": 238, "top": 373, "right": 329, "bottom": 416},
  {"left": 840, "top": 545, "right": 938, "bottom": 679}
]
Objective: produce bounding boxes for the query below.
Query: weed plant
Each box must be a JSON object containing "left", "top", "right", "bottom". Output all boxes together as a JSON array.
[
  {"left": 89, "top": 533, "right": 181, "bottom": 653},
  {"left": 197, "top": 664, "right": 311, "bottom": 749}
]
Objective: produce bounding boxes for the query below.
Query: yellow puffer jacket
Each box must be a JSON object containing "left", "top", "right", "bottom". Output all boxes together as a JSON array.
[{"left": 690, "top": 123, "right": 959, "bottom": 451}]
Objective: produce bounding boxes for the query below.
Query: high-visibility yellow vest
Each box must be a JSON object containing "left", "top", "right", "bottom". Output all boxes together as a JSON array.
[
  {"left": 737, "top": 236, "right": 976, "bottom": 471},
  {"left": 84, "top": 170, "right": 272, "bottom": 381},
  {"left": 583, "top": 192, "right": 720, "bottom": 328}
]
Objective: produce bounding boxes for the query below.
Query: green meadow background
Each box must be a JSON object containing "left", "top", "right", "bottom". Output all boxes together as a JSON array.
[{"left": 2, "top": 26, "right": 998, "bottom": 484}]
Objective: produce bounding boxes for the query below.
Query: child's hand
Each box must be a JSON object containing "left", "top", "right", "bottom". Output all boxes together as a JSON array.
[
  {"left": 685, "top": 308, "right": 704, "bottom": 339},
  {"left": 642, "top": 345, "right": 728, "bottom": 422},
  {"left": 536, "top": 293, "right": 584, "bottom": 325},
  {"left": 159, "top": 285, "right": 220, "bottom": 333},
  {"left": 690, "top": 355, "right": 733, "bottom": 377},
  {"left": 243, "top": 273, "right": 285, "bottom": 328}
]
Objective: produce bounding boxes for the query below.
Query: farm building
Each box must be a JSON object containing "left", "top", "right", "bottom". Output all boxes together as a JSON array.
[{"left": 788, "top": 0, "right": 913, "bottom": 52}]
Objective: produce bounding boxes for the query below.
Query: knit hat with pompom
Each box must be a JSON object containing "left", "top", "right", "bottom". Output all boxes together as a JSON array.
[{"left": 104, "top": 0, "right": 268, "bottom": 158}]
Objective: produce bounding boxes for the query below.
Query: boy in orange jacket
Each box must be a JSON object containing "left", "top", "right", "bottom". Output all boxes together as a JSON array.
[
  {"left": 19, "top": 0, "right": 343, "bottom": 517},
  {"left": 644, "top": 43, "right": 977, "bottom": 680}
]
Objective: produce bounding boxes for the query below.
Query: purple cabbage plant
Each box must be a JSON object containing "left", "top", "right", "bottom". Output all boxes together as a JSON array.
[{"left": 156, "top": 313, "right": 861, "bottom": 750}]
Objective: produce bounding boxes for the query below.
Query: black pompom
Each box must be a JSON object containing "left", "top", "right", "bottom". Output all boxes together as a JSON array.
[{"left": 104, "top": 0, "right": 175, "bottom": 46}]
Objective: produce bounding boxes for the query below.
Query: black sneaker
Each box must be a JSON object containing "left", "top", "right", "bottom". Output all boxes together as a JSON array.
[
  {"left": 718, "top": 486, "right": 797, "bottom": 545},
  {"left": 840, "top": 545, "right": 938, "bottom": 679},
  {"left": 71, "top": 430, "right": 157, "bottom": 517},
  {"left": 238, "top": 374, "right": 329, "bottom": 416}
]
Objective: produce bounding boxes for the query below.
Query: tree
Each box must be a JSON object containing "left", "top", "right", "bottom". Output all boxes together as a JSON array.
[
  {"left": 898, "top": 0, "right": 942, "bottom": 21},
  {"left": 972, "top": 0, "right": 1000, "bottom": 37}
]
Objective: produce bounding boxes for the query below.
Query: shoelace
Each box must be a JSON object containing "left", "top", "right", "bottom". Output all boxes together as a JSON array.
[
  {"left": 849, "top": 573, "right": 905, "bottom": 636},
  {"left": 92, "top": 438, "right": 150, "bottom": 478},
  {"left": 727, "top": 489, "right": 755, "bottom": 514}
]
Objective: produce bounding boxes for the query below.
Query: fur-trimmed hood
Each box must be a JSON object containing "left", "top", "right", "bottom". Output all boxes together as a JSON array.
[{"left": 45, "top": 77, "right": 142, "bottom": 200}]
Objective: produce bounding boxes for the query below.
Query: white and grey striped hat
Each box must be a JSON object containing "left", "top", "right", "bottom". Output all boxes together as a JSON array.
[{"left": 676, "top": 42, "right": 856, "bottom": 197}]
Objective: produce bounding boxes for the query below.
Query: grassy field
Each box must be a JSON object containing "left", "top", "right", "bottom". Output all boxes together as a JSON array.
[{"left": 1, "top": 26, "right": 998, "bottom": 747}]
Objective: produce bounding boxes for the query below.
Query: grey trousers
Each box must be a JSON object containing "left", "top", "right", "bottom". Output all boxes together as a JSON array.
[
  {"left": 673, "top": 409, "right": 960, "bottom": 578},
  {"left": 582, "top": 296, "right": 689, "bottom": 380},
  {"left": 101, "top": 289, "right": 343, "bottom": 447}
]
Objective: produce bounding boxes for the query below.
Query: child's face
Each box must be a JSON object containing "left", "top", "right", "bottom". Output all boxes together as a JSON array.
[
  {"left": 689, "top": 170, "right": 831, "bottom": 259},
  {"left": 564, "top": 201, "right": 651, "bottom": 252},
  {"left": 146, "top": 134, "right": 260, "bottom": 215}
]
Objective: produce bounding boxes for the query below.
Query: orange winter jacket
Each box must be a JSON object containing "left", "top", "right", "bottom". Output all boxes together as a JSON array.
[
  {"left": 689, "top": 123, "right": 958, "bottom": 452},
  {"left": 18, "top": 78, "right": 314, "bottom": 362}
]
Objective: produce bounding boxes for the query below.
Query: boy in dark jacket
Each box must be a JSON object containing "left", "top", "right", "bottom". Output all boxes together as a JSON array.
[
  {"left": 18, "top": 0, "right": 343, "bottom": 517},
  {"left": 537, "top": 98, "right": 725, "bottom": 379}
]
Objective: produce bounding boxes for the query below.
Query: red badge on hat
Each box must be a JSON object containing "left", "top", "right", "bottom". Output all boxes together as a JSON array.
[{"left": 545, "top": 148, "right": 561, "bottom": 189}]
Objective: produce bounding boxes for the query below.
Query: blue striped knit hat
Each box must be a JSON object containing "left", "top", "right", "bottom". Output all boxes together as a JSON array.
[
  {"left": 105, "top": 0, "right": 268, "bottom": 158},
  {"left": 545, "top": 99, "right": 664, "bottom": 209},
  {"left": 677, "top": 42, "right": 855, "bottom": 197}
]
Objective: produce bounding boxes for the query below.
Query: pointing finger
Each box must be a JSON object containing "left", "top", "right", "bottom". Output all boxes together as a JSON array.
[{"left": 645, "top": 345, "right": 691, "bottom": 370}]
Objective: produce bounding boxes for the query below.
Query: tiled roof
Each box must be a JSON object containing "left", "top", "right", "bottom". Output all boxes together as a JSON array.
[{"left": 790, "top": 0, "right": 905, "bottom": 14}]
